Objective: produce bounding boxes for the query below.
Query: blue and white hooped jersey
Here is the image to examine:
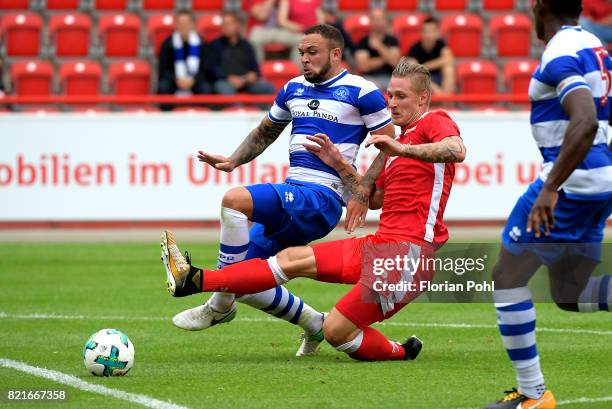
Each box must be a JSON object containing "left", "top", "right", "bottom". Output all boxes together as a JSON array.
[
  {"left": 268, "top": 69, "right": 392, "bottom": 202},
  {"left": 529, "top": 25, "right": 612, "bottom": 200}
]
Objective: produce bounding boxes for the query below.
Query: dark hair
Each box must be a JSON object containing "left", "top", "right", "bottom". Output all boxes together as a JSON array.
[
  {"left": 423, "top": 16, "right": 439, "bottom": 26},
  {"left": 546, "top": 0, "right": 582, "bottom": 19},
  {"left": 304, "top": 24, "right": 344, "bottom": 52},
  {"left": 222, "top": 10, "right": 244, "bottom": 24},
  {"left": 175, "top": 9, "right": 194, "bottom": 21}
]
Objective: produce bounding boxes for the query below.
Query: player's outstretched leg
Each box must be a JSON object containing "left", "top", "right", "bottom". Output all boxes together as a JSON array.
[{"left": 575, "top": 275, "right": 612, "bottom": 312}]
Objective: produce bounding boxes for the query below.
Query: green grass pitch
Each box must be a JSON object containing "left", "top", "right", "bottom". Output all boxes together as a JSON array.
[{"left": 0, "top": 242, "right": 611, "bottom": 409}]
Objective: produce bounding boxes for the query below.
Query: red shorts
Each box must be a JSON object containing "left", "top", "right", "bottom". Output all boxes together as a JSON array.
[{"left": 311, "top": 234, "right": 434, "bottom": 329}]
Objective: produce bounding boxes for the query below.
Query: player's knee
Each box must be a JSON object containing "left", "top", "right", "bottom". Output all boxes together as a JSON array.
[
  {"left": 322, "top": 320, "right": 348, "bottom": 347},
  {"left": 221, "top": 187, "right": 252, "bottom": 215},
  {"left": 275, "top": 246, "right": 313, "bottom": 278}
]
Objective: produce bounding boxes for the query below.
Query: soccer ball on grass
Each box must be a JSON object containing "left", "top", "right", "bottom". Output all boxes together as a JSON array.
[{"left": 83, "top": 329, "right": 134, "bottom": 376}]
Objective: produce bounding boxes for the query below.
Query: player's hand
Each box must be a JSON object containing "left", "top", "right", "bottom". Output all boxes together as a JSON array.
[
  {"left": 303, "top": 133, "right": 345, "bottom": 170},
  {"left": 197, "top": 150, "right": 236, "bottom": 172},
  {"left": 366, "top": 134, "right": 405, "bottom": 157},
  {"left": 345, "top": 186, "right": 370, "bottom": 234},
  {"left": 527, "top": 187, "right": 558, "bottom": 238}
]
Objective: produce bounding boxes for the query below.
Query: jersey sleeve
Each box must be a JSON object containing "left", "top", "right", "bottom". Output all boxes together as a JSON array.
[
  {"left": 539, "top": 50, "right": 590, "bottom": 103},
  {"left": 267, "top": 84, "right": 292, "bottom": 123},
  {"left": 357, "top": 84, "right": 392, "bottom": 132},
  {"left": 426, "top": 111, "right": 461, "bottom": 143}
]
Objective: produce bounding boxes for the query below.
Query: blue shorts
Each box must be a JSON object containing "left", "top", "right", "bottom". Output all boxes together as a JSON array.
[
  {"left": 502, "top": 179, "right": 612, "bottom": 264},
  {"left": 244, "top": 180, "right": 343, "bottom": 259}
]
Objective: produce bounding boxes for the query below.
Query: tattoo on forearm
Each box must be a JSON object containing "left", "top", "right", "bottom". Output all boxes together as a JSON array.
[
  {"left": 231, "top": 118, "right": 287, "bottom": 166},
  {"left": 360, "top": 152, "right": 386, "bottom": 189},
  {"left": 337, "top": 166, "right": 362, "bottom": 194},
  {"left": 403, "top": 137, "right": 465, "bottom": 163}
]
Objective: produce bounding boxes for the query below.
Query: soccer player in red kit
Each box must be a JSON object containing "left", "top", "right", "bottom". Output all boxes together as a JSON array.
[{"left": 161, "top": 59, "right": 466, "bottom": 361}]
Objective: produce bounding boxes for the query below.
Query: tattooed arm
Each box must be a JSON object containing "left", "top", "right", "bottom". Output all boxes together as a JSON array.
[
  {"left": 198, "top": 116, "right": 288, "bottom": 172},
  {"left": 366, "top": 134, "right": 466, "bottom": 163}
]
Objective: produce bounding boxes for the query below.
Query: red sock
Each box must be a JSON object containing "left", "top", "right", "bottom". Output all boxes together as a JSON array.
[
  {"left": 348, "top": 327, "right": 405, "bottom": 361},
  {"left": 201, "top": 258, "right": 278, "bottom": 294}
]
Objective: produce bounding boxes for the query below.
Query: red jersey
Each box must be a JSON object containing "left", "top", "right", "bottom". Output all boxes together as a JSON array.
[
  {"left": 375, "top": 110, "right": 460, "bottom": 246},
  {"left": 288, "top": 0, "right": 321, "bottom": 29}
]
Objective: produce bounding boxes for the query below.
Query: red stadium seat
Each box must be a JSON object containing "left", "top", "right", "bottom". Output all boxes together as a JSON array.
[
  {"left": 483, "top": 0, "right": 516, "bottom": 11},
  {"left": 344, "top": 14, "right": 370, "bottom": 46},
  {"left": 108, "top": 60, "right": 151, "bottom": 95},
  {"left": 49, "top": 13, "right": 91, "bottom": 57},
  {"left": 456, "top": 60, "right": 498, "bottom": 95},
  {"left": 441, "top": 14, "right": 483, "bottom": 58},
  {"left": 0, "top": 13, "right": 41, "bottom": 56},
  {"left": 98, "top": 14, "right": 141, "bottom": 57},
  {"left": 93, "top": 0, "right": 127, "bottom": 11},
  {"left": 490, "top": 14, "right": 531, "bottom": 57},
  {"left": 143, "top": 0, "right": 174, "bottom": 10},
  {"left": 192, "top": 0, "right": 223, "bottom": 11},
  {"left": 504, "top": 59, "right": 538, "bottom": 95},
  {"left": 338, "top": 0, "right": 369, "bottom": 11},
  {"left": 10, "top": 60, "right": 53, "bottom": 95},
  {"left": 0, "top": 0, "right": 29, "bottom": 9},
  {"left": 261, "top": 60, "right": 300, "bottom": 91},
  {"left": 435, "top": 0, "right": 467, "bottom": 11},
  {"left": 386, "top": 0, "right": 417, "bottom": 11},
  {"left": 46, "top": 0, "right": 79, "bottom": 9},
  {"left": 59, "top": 61, "right": 102, "bottom": 95},
  {"left": 197, "top": 14, "right": 222, "bottom": 42},
  {"left": 147, "top": 14, "right": 174, "bottom": 56},
  {"left": 392, "top": 14, "right": 426, "bottom": 55}
]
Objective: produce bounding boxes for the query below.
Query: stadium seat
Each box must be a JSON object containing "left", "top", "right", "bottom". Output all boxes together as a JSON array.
[
  {"left": 142, "top": 0, "right": 174, "bottom": 10},
  {"left": 261, "top": 60, "right": 300, "bottom": 91},
  {"left": 344, "top": 14, "right": 370, "bottom": 46},
  {"left": 0, "top": 13, "right": 42, "bottom": 56},
  {"left": 441, "top": 14, "right": 483, "bottom": 58},
  {"left": 490, "top": 14, "right": 531, "bottom": 57},
  {"left": 0, "top": 0, "right": 29, "bottom": 9},
  {"left": 59, "top": 61, "right": 102, "bottom": 95},
  {"left": 108, "top": 60, "right": 151, "bottom": 94},
  {"left": 49, "top": 13, "right": 91, "bottom": 57},
  {"left": 45, "top": 0, "right": 79, "bottom": 9},
  {"left": 98, "top": 14, "right": 141, "bottom": 57},
  {"left": 192, "top": 0, "right": 223, "bottom": 11},
  {"left": 434, "top": 0, "right": 467, "bottom": 11},
  {"left": 337, "top": 0, "right": 369, "bottom": 11},
  {"left": 386, "top": 0, "right": 417, "bottom": 11},
  {"left": 93, "top": 0, "right": 127, "bottom": 11},
  {"left": 482, "top": 0, "right": 516, "bottom": 11},
  {"left": 147, "top": 14, "right": 174, "bottom": 56},
  {"left": 197, "top": 14, "right": 222, "bottom": 42},
  {"left": 10, "top": 60, "right": 53, "bottom": 95},
  {"left": 504, "top": 59, "right": 538, "bottom": 95},
  {"left": 456, "top": 60, "right": 498, "bottom": 95},
  {"left": 392, "top": 14, "right": 426, "bottom": 55}
]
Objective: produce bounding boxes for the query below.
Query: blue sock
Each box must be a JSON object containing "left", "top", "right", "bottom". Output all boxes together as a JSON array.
[{"left": 494, "top": 287, "right": 546, "bottom": 399}]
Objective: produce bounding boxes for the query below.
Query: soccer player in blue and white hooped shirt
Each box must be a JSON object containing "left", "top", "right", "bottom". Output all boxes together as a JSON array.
[
  {"left": 167, "top": 24, "right": 396, "bottom": 356},
  {"left": 484, "top": 1, "right": 612, "bottom": 408}
]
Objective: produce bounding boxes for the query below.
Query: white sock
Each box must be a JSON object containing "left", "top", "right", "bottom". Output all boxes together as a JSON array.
[
  {"left": 578, "top": 275, "right": 612, "bottom": 312},
  {"left": 494, "top": 287, "right": 545, "bottom": 399},
  {"left": 335, "top": 331, "right": 364, "bottom": 353},
  {"left": 209, "top": 207, "right": 249, "bottom": 312}
]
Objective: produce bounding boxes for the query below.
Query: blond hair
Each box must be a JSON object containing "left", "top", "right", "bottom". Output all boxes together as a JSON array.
[{"left": 392, "top": 58, "right": 432, "bottom": 105}]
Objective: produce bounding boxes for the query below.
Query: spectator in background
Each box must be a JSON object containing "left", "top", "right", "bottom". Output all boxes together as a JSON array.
[
  {"left": 323, "top": 8, "right": 355, "bottom": 62},
  {"left": 208, "top": 11, "right": 276, "bottom": 95},
  {"left": 580, "top": 0, "right": 612, "bottom": 46},
  {"left": 354, "top": 8, "right": 401, "bottom": 90},
  {"left": 157, "top": 10, "right": 211, "bottom": 111},
  {"left": 249, "top": 0, "right": 323, "bottom": 67},
  {"left": 406, "top": 16, "right": 455, "bottom": 94}
]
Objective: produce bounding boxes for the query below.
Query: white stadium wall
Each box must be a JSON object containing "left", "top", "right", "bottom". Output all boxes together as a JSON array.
[{"left": 0, "top": 111, "right": 581, "bottom": 222}]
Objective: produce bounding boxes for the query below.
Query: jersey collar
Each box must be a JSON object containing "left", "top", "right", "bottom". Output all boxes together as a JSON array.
[
  {"left": 401, "top": 111, "right": 430, "bottom": 134},
  {"left": 312, "top": 69, "right": 348, "bottom": 88}
]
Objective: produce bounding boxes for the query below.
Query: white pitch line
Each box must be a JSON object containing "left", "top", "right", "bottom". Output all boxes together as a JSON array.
[
  {"left": 1, "top": 311, "right": 611, "bottom": 336},
  {"left": 0, "top": 358, "right": 189, "bottom": 409}
]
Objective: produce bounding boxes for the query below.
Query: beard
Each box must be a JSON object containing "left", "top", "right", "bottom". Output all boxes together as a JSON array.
[{"left": 304, "top": 55, "right": 333, "bottom": 83}]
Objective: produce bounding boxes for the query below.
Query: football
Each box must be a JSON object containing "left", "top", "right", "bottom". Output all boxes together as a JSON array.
[{"left": 83, "top": 329, "right": 135, "bottom": 377}]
